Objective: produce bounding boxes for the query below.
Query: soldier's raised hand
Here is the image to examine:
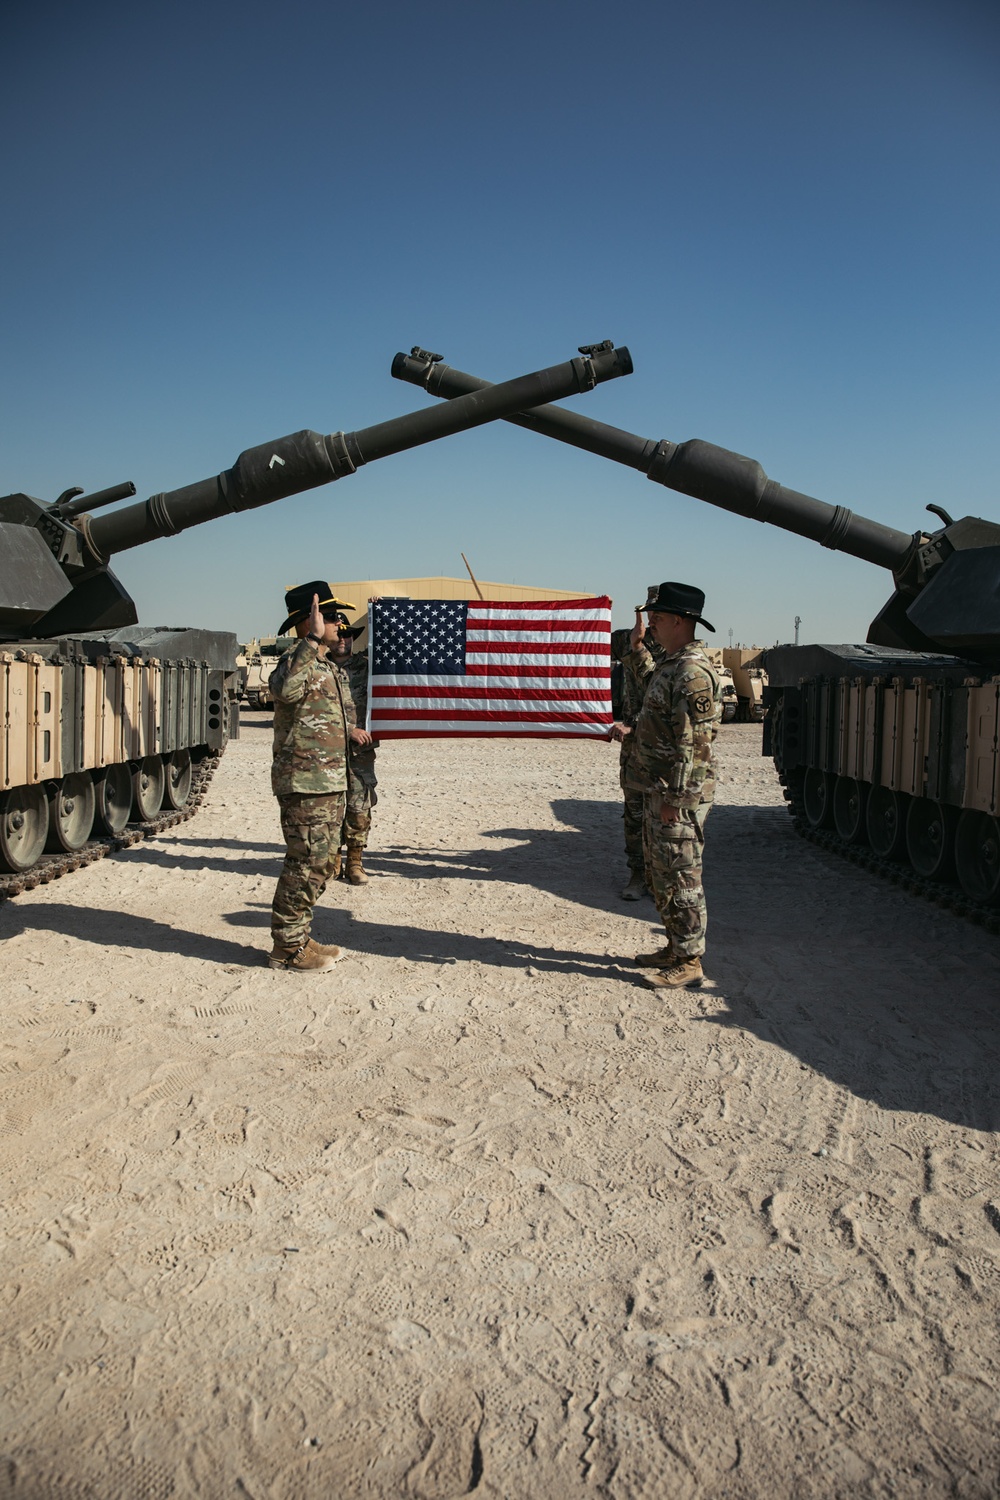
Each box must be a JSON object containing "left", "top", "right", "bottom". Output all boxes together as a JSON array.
[
  {"left": 629, "top": 606, "right": 646, "bottom": 652},
  {"left": 309, "top": 593, "right": 325, "bottom": 639}
]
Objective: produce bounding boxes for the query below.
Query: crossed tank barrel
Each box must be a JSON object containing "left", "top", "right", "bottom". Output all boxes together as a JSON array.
[
  {"left": 391, "top": 349, "right": 915, "bottom": 578},
  {"left": 86, "top": 344, "right": 633, "bottom": 558}
]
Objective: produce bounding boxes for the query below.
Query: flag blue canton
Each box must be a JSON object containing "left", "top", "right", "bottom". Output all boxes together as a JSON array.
[{"left": 371, "top": 599, "right": 468, "bottom": 674}]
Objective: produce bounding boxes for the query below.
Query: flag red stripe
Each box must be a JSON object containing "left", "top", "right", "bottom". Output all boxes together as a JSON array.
[
  {"left": 467, "top": 597, "right": 610, "bottom": 611},
  {"left": 370, "top": 709, "right": 611, "bottom": 723},
  {"left": 466, "top": 619, "right": 610, "bottom": 633},
  {"left": 466, "top": 642, "right": 607, "bottom": 655},
  {"left": 371, "top": 685, "right": 608, "bottom": 701},
  {"left": 371, "top": 730, "right": 611, "bottom": 739},
  {"left": 463, "top": 664, "right": 609, "bottom": 679}
]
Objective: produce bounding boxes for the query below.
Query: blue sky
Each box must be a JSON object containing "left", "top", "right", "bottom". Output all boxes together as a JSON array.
[{"left": 3, "top": 0, "right": 997, "bottom": 646}]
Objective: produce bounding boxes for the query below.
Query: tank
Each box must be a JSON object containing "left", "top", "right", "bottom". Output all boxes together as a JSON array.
[
  {"left": 0, "top": 342, "right": 632, "bottom": 893},
  {"left": 393, "top": 348, "right": 1000, "bottom": 926}
]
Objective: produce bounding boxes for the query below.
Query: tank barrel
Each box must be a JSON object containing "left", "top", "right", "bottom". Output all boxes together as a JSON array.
[
  {"left": 644, "top": 439, "right": 913, "bottom": 572},
  {"left": 86, "top": 344, "right": 632, "bottom": 558},
  {"left": 392, "top": 350, "right": 915, "bottom": 576}
]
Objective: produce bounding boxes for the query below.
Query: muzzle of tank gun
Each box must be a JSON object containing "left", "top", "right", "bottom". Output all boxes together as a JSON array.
[
  {"left": 83, "top": 345, "right": 633, "bottom": 559},
  {"left": 392, "top": 349, "right": 916, "bottom": 577},
  {"left": 394, "top": 344, "right": 655, "bottom": 472}
]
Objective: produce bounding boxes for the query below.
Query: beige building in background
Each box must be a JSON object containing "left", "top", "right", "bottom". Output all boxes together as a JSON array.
[{"left": 326, "top": 576, "right": 597, "bottom": 649}]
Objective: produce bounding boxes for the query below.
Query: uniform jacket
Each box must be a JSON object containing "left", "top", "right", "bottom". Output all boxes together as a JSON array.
[
  {"left": 610, "top": 633, "right": 665, "bottom": 794},
  {"left": 342, "top": 650, "right": 369, "bottom": 730},
  {"left": 341, "top": 648, "right": 377, "bottom": 790},
  {"left": 619, "top": 638, "right": 664, "bottom": 726},
  {"left": 269, "top": 638, "right": 356, "bottom": 796},
  {"left": 631, "top": 640, "right": 723, "bottom": 809}
]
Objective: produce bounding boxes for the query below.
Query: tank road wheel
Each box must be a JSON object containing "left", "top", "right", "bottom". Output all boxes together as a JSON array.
[
  {"left": 955, "top": 811, "right": 1000, "bottom": 904},
  {"left": 0, "top": 785, "right": 49, "bottom": 873},
  {"left": 802, "top": 768, "right": 834, "bottom": 829},
  {"left": 95, "top": 764, "right": 132, "bottom": 834},
  {"left": 832, "top": 776, "right": 869, "bottom": 845},
  {"left": 133, "top": 757, "right": 165, "bottom": 820},
  {"left": 45, "top": 773, "right": 96, "bottom": 853},
  {"left": 164, "top": 750, "right": 193, "bottom": 810},
  {"left": 905, "top": 797, "right": 957, "bottom": 882},
  {"left": 866, "top": 786, "right": 908, "bottom": 859}
]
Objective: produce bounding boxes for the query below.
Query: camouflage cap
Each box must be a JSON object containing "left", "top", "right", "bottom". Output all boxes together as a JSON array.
[
  {"left": 645, "top": 582, "right": 715, "bottom": 633},
  {"left": 279, "top": 580, "right": 357, "bottom": 635}
]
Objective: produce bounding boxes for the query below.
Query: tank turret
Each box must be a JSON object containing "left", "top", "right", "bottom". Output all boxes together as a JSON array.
[
  {"left": 0, "top": 343, "right": 632, "bottom": 888},
  {"left": 393, "top": 348, "right": 1000, "bottom": 921}
]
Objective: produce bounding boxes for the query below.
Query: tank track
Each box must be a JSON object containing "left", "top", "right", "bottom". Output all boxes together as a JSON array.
[
  {"left": 782, "top": 779, "right": 1000, "bottom": 936},
  {"left": 0, "top": 754, "right": 220, "bottom": 906}
]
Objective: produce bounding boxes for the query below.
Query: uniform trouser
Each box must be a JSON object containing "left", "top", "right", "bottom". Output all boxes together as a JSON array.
[
  {"left": 619, "top": 741, "right": 645, "bottom": 874},
  {"left": 339, "top": 753, "right": 378, "bottom": 851},
  {"left": 642, "top": 793, "right": 711, "bottom": 959},
  {"left": 272, "top": 790, "right": 347, "bottom": 948}
]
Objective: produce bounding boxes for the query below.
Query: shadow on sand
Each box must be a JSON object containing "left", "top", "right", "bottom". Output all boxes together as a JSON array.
[
  {"left": 6, "top": 796, "right": 999, "bottom": 1130},
  {"left": 223, "top": 903, "right": 627, "bottom": 984}
]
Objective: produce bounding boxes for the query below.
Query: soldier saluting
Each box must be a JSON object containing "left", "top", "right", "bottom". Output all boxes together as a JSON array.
[
  {"left": 628, "top": 582, "right": 723, "bottom": 990},
  {"left": 267, "top": 581, "right": 373, "bottom": 972}
]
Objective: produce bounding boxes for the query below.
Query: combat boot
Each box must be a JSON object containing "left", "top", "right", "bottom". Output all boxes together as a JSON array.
[
  {"left": 332, "top": 852, "right": 342, "bottom": 880},
  {"left": 308, "top": 937, "right": 345, "bottom": 959},
  {"left": 642, "top": 956, "right": 704, "bottom": 990},
  {"left": 268, "top": 938, "right": 345, "bottom": 972},
  {"left": 633, "top": 944, "right": 674, "bottom": 968},
  {"left": 620, "top": 871, "right": 647, "bottom": 901},
  {"left": 345, "top": 849, "right": 369, "bottom": 885}
]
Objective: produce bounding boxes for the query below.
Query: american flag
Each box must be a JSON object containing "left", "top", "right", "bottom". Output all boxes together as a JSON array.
[{"left": 367, "top": 596, "right": 612, "bottom": 739}]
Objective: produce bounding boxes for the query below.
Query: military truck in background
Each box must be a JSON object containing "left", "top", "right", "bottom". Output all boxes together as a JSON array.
[
  {"left": 238, "top": 636, "right": 294, "bottom": 710},
  {"left": 723, "top": 647, "right": 767, "bottom": 721},
  {"left": 704, "top": 650, "right": 739, "bottom": 723}
]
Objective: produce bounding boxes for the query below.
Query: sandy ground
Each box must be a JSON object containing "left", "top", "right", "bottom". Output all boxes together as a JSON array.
[{"left": 2, "top": 720, "right": 1000, "bottom": 1499}]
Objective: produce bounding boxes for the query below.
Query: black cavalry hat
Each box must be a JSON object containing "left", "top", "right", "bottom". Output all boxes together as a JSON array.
[
  {"left": 279, "top": 580, "right": 359, "bottom": 636},
  {"left": 645, "top": 582, "right": 715, "bottom": 633},
  {"left": 331, "top": 610, "right": 365, "bottom": 640}
]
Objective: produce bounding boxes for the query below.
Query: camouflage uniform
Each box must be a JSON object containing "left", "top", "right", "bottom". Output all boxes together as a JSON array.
[
  {"left": 611, "top": 628, "right": 664, "bottom": 876},
  {"left": 631, "top": 640, "right": 722, "bottom": 959},
  {"left": 339, "top": 649, "right": 377, "bottom": 853},
  {"left": 269, "top": 638, "right": 355, "bottom": 948}
]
